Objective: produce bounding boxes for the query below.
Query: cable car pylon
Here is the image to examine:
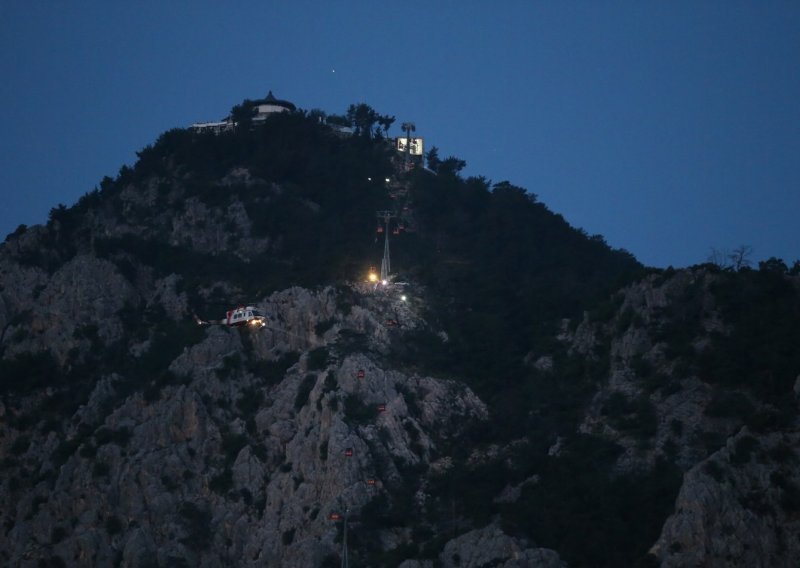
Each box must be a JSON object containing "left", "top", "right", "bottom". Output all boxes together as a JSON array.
[
  {"left": 341, "top": 506, "right": 349, "bottom": 568},
  {"left": 376, "top": 210, "right": 395, "bottom": 281}
]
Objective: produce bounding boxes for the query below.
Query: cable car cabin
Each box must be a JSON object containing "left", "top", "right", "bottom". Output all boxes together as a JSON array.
[
  {"left": 356, "top": 370, "right": 365, "bottom": 379},
  {"left": 392, "top": 228, "right": 400, "bottom": 235},
  {"left": 329, "top": 513, "right": 342, "bottom": 521},
  {"left": 385, "top": 319, "right": 399, "bottom": 327},
  {"left": 225, "top": 306, "right": 266, "bottom": 328},
  {"left": 377, "top": 403, "right": 386, "bottom": 412},
  {"left": 376, "top": 226, "right": 384, "bottom": 234},
  {"left": 366, "top": 479, "right": 376, "bottom": 486},
  {"left": 344, "top": 448, "right": 353, "bottom": 457}
]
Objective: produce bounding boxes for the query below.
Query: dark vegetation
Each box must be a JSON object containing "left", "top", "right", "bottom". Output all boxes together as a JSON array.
[
  {"left": 501, "top": 444, "right": 681, "bottom": 567},
  {"left": 396, "top": 174, "right": 642, "bottom": 392},
  {"left": 249, "top": 351, "right": 300, "bottom": 386},
  {"left": 698, "top": 268, "right": 800, "bottom": 429},
  {"left": 10, "top": 109, "right": 396, "bottom": 297},
  {"left": 131, "top": 111, "right": 395, "bottom": 296},
  {"left": 178, "top": 502, "right": 213, "bottom": 550},
  {"left": 0, "top": 351, "right": 62, "bottom": 395},
  {"left": 294, "top": 373, "right": 317, "bottom": 411},
  {"left": 343, "top": 393, "right": 378, "bottom": 425}
]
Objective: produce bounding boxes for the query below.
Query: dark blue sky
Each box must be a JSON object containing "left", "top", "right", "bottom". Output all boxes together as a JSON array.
[{"left": 2, "top": 3, "right": 798, "bottom": 268}]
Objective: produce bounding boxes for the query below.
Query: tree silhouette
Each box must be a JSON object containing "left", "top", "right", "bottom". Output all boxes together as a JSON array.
[
  {"left": 377, "top": 114, "right": 396, "bottom": 137},
  {"left": 426, "top": 146, "right": 441, "bottom": 172},
  {"left": 729, "top": 245, "right": 753, "bottom": 271},
  {"left": 707, "top": 245, "right": 753, "bottom": 271},
  {"left": 346, "top": 103, "right": 393, "bottom": 138},
  {"left": 438, "top": 156, "right": 466, "bottom": 176}
]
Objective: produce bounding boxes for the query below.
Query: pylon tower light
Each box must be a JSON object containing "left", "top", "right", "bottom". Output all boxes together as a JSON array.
[{"left": 377, "top": 210, "right": 395, "bottom": 281}]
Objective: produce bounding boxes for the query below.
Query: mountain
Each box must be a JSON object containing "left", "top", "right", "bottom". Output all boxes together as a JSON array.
[{"left": 1, "top": 98, "right": 799, "bottom": 567}]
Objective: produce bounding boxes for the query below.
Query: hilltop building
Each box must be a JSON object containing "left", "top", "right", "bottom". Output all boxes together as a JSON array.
[
  {"left": 190, "top": 91, "right": 296, "bottom": 133},
  {"left": 189, "top": 119, "right": 234, "bottom": 134},
  {"left": 251, "top": 91, "right": 296, "bottom": 123}
]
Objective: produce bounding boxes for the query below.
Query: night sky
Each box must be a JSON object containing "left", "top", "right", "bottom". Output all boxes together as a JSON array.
[{"left": 2, "top": 3, "right": 798, "bottom": 268}]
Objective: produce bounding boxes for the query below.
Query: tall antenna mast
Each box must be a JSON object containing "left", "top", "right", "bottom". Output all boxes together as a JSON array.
[{"left": 401, "top": 122, "right": 416, "bottom": 169}]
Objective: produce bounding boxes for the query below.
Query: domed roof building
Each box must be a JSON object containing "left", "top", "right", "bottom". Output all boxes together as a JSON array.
[
  {"left": 190, "top": 91, "right": 296, "bottom": 133},
  {"left": 252, "top": 91, "right": 296, "bottom": 122}
]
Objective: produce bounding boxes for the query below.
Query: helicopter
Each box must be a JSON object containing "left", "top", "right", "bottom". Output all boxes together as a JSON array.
[{"left": 195, "top": 305, "right": 267, "bottom": 329}]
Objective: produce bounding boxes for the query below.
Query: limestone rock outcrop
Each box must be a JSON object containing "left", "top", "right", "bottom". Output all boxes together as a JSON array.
[
  {"left": 440, "top": 524, "right": 566, "bottom": 568},
  {"left": 651, "top": 429, "right": 800, "bottom": 568},
  {"left": 0, "top": 281, "right": 489, "bottom": 566}
]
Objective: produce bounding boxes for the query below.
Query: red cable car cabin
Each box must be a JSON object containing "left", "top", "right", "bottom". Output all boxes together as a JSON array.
[
  {"left": 357, "top": 370, "right": 365, "bottom": 379},
  {"left": 345, "top": 448, "right": 353, "bottom": 457},
  {"left": 377, "top": 403, "right": 386, "bottom": 412},
  {"left": 329, "top": 513, "right": 342, "bottom": 521}
]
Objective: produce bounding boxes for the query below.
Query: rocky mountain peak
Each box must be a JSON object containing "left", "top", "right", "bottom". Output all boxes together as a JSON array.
[{"left": 2, "top": 100, "right": 799, "bottom": 566}]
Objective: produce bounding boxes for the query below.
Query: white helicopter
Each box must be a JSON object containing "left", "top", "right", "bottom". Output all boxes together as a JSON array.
[{"left": 195, "top": 305, "right": 267, "bottom": 329}]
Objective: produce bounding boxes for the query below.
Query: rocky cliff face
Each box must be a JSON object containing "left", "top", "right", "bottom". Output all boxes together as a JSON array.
[
  {"left": 568, "top": 269, "right": 733, "bottom": 472},
  {"left": 1, "top": 279, "right": 473, "bottom": 565},
  {"left": 557, "top": 267, "right": 800, "bottom": 566},
  {"left": 651, "top": 428, "right": 800, "bottom": 568},
  {"left": 0, "top": 243, "right": 559, "bottom": 567},
  {"left": 0, "top": 254, "right": 137, "bottom": 364}
]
